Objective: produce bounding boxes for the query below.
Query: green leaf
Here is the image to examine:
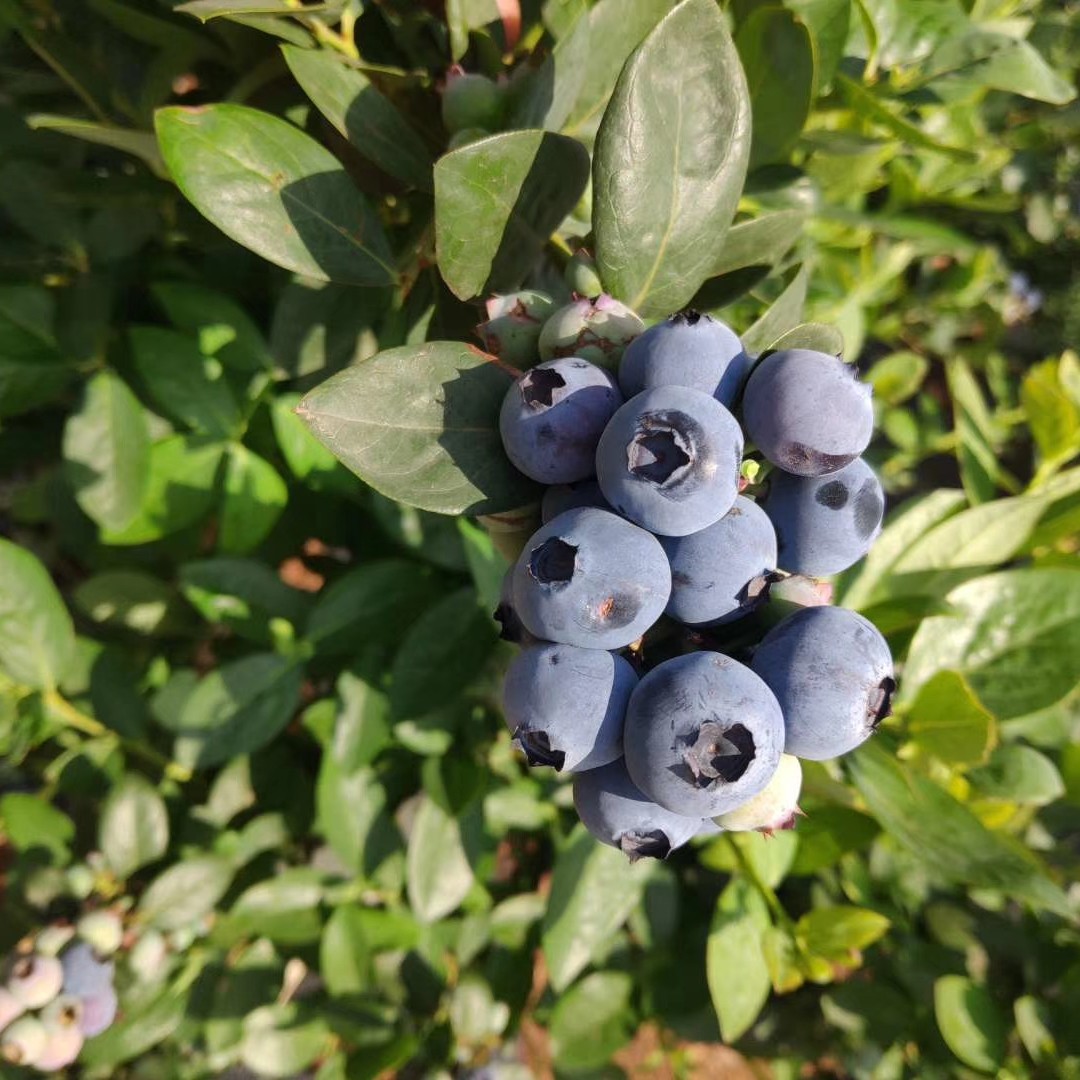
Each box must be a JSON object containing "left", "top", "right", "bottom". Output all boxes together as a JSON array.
[
  {"left": 968, "top": 745, "right": 1065, "bottom": 807},
  {"left": 80, "top": 983, "right": 189, "bottom": 1069},
  {"left": 74, "top": 570, "right": 192, "bottom": 637},
  {"left": 297, "top": 342, "right": 540, "bottom": 515},
  {"left": 593, "top": 0, "right": 751, "bottom": 316},
  {"left": 706, "top": 876, "right": 772, "bottom": 1042},
  {"left": 933, "top": 975, "right": 1007, "bottom": 1073},
  {"left": 389, "top": 588, "right": 498, "bottom": 719},
  {"left": 0, "top": 285, "right": 75, "bottom": 418},
  {"left": 788, "top": 805, "right": 879, "bottom": 875},
  {"left": 710, "top": 210, "right": 806, "bottom": 278},
  {"left": 848, "top": 740, "right": 1071, "bottom": 916},
  {"left": 63, "top": 371, "right": 150, "bottom": 533},
  {"left": 26, "top": 114, "right": 165, "bottom": 175},
  {"left": 219, "top": 444, "right": 289, "bottom": 554},
  {"left": 320, "top": 905, "right": 373, "bottom": 996},
  {"left": 741, "top": 265, "right": 808, "bottom": 353},
  {"left": 129, "top": 326, "right": 241, "bottom": 438},
  {"left": 155, "top": 105, "right": 397, "bottom": 286},
  {"left": 907, "top": 671, "right": 997, "bottom": 767},
  {"left": 784, "top": 0, "right": 850, "bottom": 89},
  {"left": 0, "top": 793, "right": 74, "bottom": 862},
  {"left": 901, "top": 569, "right": 1080, "bottom": 721},
  {"left": 1022, "top": 357, "right": 1080, "bottom": 471},
  {"left": 316, "top": 760, "right": 401, "bottom": 878},
  {"left": 0, "top": 539, "right": 76, "bottom": 690},
  {"left": 306, "top": 560, "right": 440, "bottom": 655},
  {"left": 866, "top": 350, "right": 929, "bottom": 405},
  {"left": 736, "top": 6, "right": 815, "bottom": 168},
  {"left": 173, "top": 653, "right": 303, "bottom": 769},
  {"left": 796, "top": 905, "right": 890, "bottom": 963},
  {"left": 549, "top": 971, "right": 633, "bottom": 1069},
  {"left": 178, "top": 0, "right": 341, "bottom": 19},
  {"left": 241, "top": 1003, "right": 332, "bottom": 1079},
  {"left": 511, "top": 8, "right": 592, "bottom": 131},
  {"left": 947, "top": 359, "right": 1007, "bottom": 505},
  {"left": 227, "top": 869, "right": 324, "bottom": 944},
  {"left": 101, "top": 436, "right": 225, "bottom": 546},
  {"left": 761, "top": 321, "right": 844, "bottom": 358},
  {"left": 542, "top": 825, "right": 653, "bottom": 991},
  {"left": 406, "top": 794, "right": 475, "bottom": 923},
  {"left": 270, "top": 393, "right": 358, "bottom": 493},
  {"left": 283, "top": 47, "right": 432, "bottom": 190},
  {"left": 434, "top": 130, "right": 589, "bottom": 301},
  {"left": 139, "top": 855, "right": 235, "bottom": 930},
  {"left": 99, "top": 775, "right": 170, "bottom": 879}
]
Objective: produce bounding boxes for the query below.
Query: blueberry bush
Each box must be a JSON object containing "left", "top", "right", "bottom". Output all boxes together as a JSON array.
[{"left": 0, "top": 0, "right": 1079, "bottom": 1076}]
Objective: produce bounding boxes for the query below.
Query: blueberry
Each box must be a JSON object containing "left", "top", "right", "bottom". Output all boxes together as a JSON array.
[
  {"left": 6, "top": 954, "right": 63, "bottom": 1010},
  {"left": 476, "top": 291, "right": 554, "bottom": 366},
  {"left": 742, "top": 349, "right": 873, "bottom": 476},
  {"left": 573, "top": 759, "right": 707, "bottom": 861},
  {"left": 77, "top": 911, "right": 123, "bottom": 957},
  {"left": 623, "top": 652, "right": 784, "bottom": 817},
  {"left": 40, "top": 994, "right": 83, "bottom": 1030},
  {"left": 511, "top": 507, "right": 671, "bottom": 650},
  {"left": 715, "top": 754, "right": 802, "bottom": 834},
  {"left": 538, "top": 295, "right": 645, "bottom": 371},
  {"left": 500, "top": 357, "right": 623, "bottom": 484},
  {"left": 618, "top": 311, "right": 752, "bottom": 408},
  {"left": 77, "top": 984, "right": 117, "bottom": 1038},
  {"left": 0, "top": 987, "right": 24, "bottom": 1033},
  {"left": 564, "top": 249, "right": 603, "bottom": 298},
  {"left": 31, "top": 1021, "right": 83, "bottom": 1071},
  {"left": 502, "top": 644, "right": 636, "bottom": 772},
  {"left": 60, "top": 943, "right": 114, "bottom": 1001},
  {"left": 540, "top": 479, "right": 611, "bottom": 523},
  {"left": 751, "top": 606, "right": 895, "bottom": 760},
  {"left": 0, "top": 1015, "right": 47, "bottom": 1066},
  {"left": 493, "top": 568, "right": 539, "bottom": 646},
  {"left": 660, "top": 495, "right": 778, "bottom": 626},
  {"left": 760, "top": 457, "right": 884, "bottom": 576},
  {"left": 442, "top": 72, "right": 503, "bottom": 134},
  {"left": 595, "top": 386, "right": 743, "bottom": 536}
]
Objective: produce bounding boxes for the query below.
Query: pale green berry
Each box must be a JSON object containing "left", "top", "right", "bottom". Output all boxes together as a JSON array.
[
  {"left": 35, "top": 925, "right": 76, "bottom": 959},
  {"left": 477, "top": 290, "right": 555, "bottom": 365},
  {"left": 715, "top": 755, "right": 803, "bottom": 834},
  {"left": 564, "top": 250, "right": 603, "bottom": 298},
  {"left": 77, "top": 911, "right": 123, "bottom": 957},
  {"left": 538, "top": 296, "right": 644, "bottom": 371},
  {"left": 7, "top": 955, "right": 63, "bottom": 1010},
  {"left": 442, "top": 72, "right": 503, "bottom": 134},
  {"left": 1, "top": 1015, "right": 48, "bottom": 1066}
]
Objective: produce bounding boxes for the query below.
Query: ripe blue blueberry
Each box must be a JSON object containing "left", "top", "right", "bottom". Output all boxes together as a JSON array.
[
  {"left": 511, "top": 507, "right": 671, "bottom": 650},
  {"left": 751, "top": 606, "right": 895, "bottom": 760},
  {"left": 493, "top": 568, "right": 540, "bottom": 647},
  {"left": 540, "top": 479, "right": 611, "bottom": 523},
  {"left": 538, "top": 295, "right": 644, "bottom": 371},
  {"left": 742, "top": 349, "right": 873, "bottom": 476},
  {"left": 502, "top": 644, "right": 636, "bottom": 772},
  {"left": 499, "top": 358, "right": 623, "bottom": 484},
  {"left": 595, "top": 386, "right": 743, "bottom": 536},
  {"left": 573, "top": 758, "right": 708, "bottom": 861},
  {"left": 618, "top": 311, "right": 752, "bottom": 408},
  {"left": 660, "top": 495, "right": 778, "bottom": 626},
  {"left": 60, "top": 943, "right": 114, "bottom": 1001},
  {"left": 623, "top": 652, "right": 784, "bottom": 817},
  {"left": 759, "top": 457, "right": 884, "bottom": 576}
]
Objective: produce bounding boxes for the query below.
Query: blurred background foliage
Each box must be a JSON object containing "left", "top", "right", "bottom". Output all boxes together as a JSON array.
[{"left": 0, "top": 0, "right": 1078, "bottom": 1077}]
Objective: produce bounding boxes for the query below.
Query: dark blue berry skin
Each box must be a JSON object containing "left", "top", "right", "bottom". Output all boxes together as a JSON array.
[
  {"left": 750, "top": 606, "right": 894, "bottom": 760},
  {"left": 499, "top": 357, "right": 623, "bottom": 484},
  {"left": 595, "top": 386, "right": 743, "bottom": 537},
  {"left": 742, "top": 349, "right": 873, "bottom": 476},
  {"left": 541, "top": 479, "right": 611, "bottom": 523},
  {"left": 493, "top": 568, "right": 540, "bottom": 646},
  {"left": 511, "top": 507, "right": 671, "bottom": 650},
  {"left": 623, "top": 652, "right": 784, "bottom": 817},
  {"left": 502, "top": 644, "right": 636, "bottom": 772},
  {"left": 760, "top": 457, "right": 884, "bottom": 576},
  {"left": 618, "top": 311, "right": 751, "bottom": 409},
  {"left": 573, "top": 758, "right": 708, "bottom": 861},
  {"left": 660, "top": 495, "right": 778, "bottom": 626}
]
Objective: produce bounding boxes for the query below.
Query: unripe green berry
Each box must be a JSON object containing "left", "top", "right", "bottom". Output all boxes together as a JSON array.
[
  {"left": 477, "top": 290, "right": 555, "bottom": 365},
  {"left": 447, "top": 127, "right": 490, "bottom": 150},
  {"left": 564, "top": 250, "right": 603, "bottom": 298},
  {"left": 538, "top": 295, "right": 644, "bottom": 371},
  {"left": 6, "top": 955, "right": 63, "bottom": 1010},
  {"left": 715, "top": 755, "right": 802, "bottom": 834},
  {"left": 35, "top": 925, "right": 75, "bottom": 959},
  {"left": 77, "top": 911, "right": 123, "bottom": 958},
  {"left": 1, "top": 1015, "right": 48, "bottom": 1067},
  {"left": 442, "top": 73, "right": 503, "bottom": 134}
]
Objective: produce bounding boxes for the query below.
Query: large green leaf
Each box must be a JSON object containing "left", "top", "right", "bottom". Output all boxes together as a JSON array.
[
  {"left": 172, "top": 653, "right": 303, "bottom": 768},
  {"left": 218, "top": 445, "right": 289, "bottom": 554},
  {"left": 155, "top": 105, "right": 397, "bottom": 286},
  {"left": 406, "top": 794, "right": 475, "bottom": 923},
  {"left": 139, "top": 855, "right": 235, "bottom": 930},
  {"left": 0, "top": 285, "right": 74, "bottom": 418},
  {"left": 542, "top": 825, "right": 653, "bottom": 991},
  {"left": 784, "top": 0, "right": 850, "bottom": 89},
  {"left": 592, "top": 0, "right": 751, "bottom": 317},
  {"left": 848, "top": 741, "right": 1070, "bottom": 916},
  {"left": 434, "top": 130, "right": 589, "bottom": 300},
  {"left": 63, "top": 371, "right": 150, "bottom": 533},
  {"left": 707, "top": 877, "right": 772, "bottom": 1042},
  {"left": 296, "top": 342, "right": 540, "bottom": 515},
  {"left": 511, "top": 7, "right": 592, "bottom": 131},
  {"left": 316, "top": 760, "right": 401, "bottom": 879},
  {"left": 283, "top": 47, "right": 432, "bottom": 190},
  {"left": 549, "top": 971, "right": 633, "bottom": 1069},
  {"left": 901, "top": 569, "right": 1080, "bottom": 722},
  {"left": 934, "top": 975, "right": 1007, "bottom": 1073},
  {"left": 736, "top": 6, "right": 815, "bottom": 168},
  {"left": 741, "top": 265, "right": 808, "bottom": 353},
  {"left": 0, "top": 539, "right": 76, "bottom": 690},
  {"left": 907, "top": 671, "right": 997, "bottom": 767},
  {"left": 99, "top": 775, "right": 170, "bottom": 879}
]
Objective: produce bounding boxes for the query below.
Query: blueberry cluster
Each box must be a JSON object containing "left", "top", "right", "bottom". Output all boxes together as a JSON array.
[
  {"left": 0, "top": 912, "right": 121, "bottom": 1070},
  {"left": 493, "top": 304, "right": 896, "bottom": 860}
]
